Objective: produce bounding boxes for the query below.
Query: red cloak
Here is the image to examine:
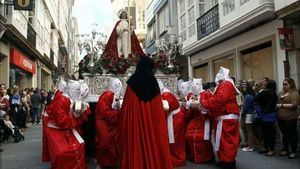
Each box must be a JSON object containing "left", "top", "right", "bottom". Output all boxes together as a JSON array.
[
  {"left": 45, "top": 93, "right": 90, "bottom": 169},
  {"left": 161, "top": 90, "right": 186, "bottom": 167},
  {"left": 185, "top": 90, "right": 214, "bottom": 163},
  {"left": 94, "top": 90, "right": 119, "bottom": 167},
  {"left": 200, "top": 81, "right": 239, "bottom": 162},
  {"left": 118, "top": 86, "right": 173, "bottom": 169}
]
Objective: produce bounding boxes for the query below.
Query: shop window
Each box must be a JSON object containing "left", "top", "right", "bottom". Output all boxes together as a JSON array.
[
  {"left": 213, "top": 57, "right": 234, "bottom": 77},
  {"left": 193, "top": 63, "right": 209, "bottom": 82},
  {"left": 241, "top": 46, "right": 273, "bottom": 81}
]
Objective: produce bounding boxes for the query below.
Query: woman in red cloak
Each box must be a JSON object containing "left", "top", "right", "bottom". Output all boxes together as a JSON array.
[{"left": 118, "top": 56, "right": 173, "bottom": 169}]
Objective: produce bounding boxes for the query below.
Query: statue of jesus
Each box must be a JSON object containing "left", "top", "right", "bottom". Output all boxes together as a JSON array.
[
  {"left": 116, "top": 9, "right": 131, "bottom": 58},
  {"left": 101, "top": 9, "right": 144, "bottom": 60}
]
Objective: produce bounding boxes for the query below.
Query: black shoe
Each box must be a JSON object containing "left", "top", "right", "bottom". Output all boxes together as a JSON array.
[
  {"left": 0, "top": 149, "right": 3, "bottom": 152},
  {"left": 259, "top": 149, "right": 268, "bottom": 154}
]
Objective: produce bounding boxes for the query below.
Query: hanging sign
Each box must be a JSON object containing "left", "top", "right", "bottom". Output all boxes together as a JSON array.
[
  {"left": 277, "top": 27, "right": 295, "bottom": 50},
  {"left": 14, "top": 0, "right": 34, "bottom": 11}
]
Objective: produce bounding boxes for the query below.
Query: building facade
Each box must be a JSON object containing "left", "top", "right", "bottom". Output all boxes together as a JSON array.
[
  {"left": 180, "top": 0, "right": 288, "bottom": 90},
  {"left": 0, "top": 0, "right": 78, "bottom": 90},
  {"left": 274, "top": 0, "right": 300, "bottom": 88},
  {"left": 145, "top": 0, "right": 188, "bottom": 79}
]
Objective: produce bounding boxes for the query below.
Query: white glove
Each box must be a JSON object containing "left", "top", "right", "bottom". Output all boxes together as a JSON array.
[
  {"left": 185, "top": 100, "right": 192, "bottom": 109},
  {"left": 162, "top": 100, "right": 169, "bottom": 111},
  {"left": 112, "top": 99, "right": 120, "bottom": 110},
  {"left": 82, "top": 101, "right": 89, "bottom": 112}
]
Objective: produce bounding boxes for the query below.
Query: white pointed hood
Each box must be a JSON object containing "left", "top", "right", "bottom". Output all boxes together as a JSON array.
[
  {"left": 215, "top": 66, "right": 240, "bottom": 94},
  {"left": 190, "top": 78, "right": 203, "bottom": 95},
  {"left": 57, "top": 79, "right": 67, "bottom": 94},
  {"left": 108, "top": 78, "right": 123, "bottom": 99},
  {"left": 79, "top": 81, "right": 90, "bottom": 101},
  {"left": 179, "top": 81, "right": 191, "bottom": 99},
  {"left": 66, "top": 80, "right": 81, "bottom": 102}
]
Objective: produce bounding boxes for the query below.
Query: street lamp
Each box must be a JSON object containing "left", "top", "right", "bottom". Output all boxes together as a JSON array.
[
  {"left": 155, "top": 25, "right": 183, "bottom": 68},
  {"left": 76, "top": 23, "right": 107, "bottom": 70}
]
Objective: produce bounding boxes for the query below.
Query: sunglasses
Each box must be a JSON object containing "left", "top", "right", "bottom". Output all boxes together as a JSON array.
[{"left": 282, "top": 83, "right": 288, "bottom": 86}]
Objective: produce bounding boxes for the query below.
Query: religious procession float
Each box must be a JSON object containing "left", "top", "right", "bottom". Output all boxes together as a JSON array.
[{"left": 77, "top": 9, "right": 184, "bottom": 103}]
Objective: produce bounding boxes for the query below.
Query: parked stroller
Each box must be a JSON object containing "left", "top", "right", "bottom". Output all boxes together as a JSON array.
[{"left": 0, "top": 113, "right": 25, "bottom": 143}]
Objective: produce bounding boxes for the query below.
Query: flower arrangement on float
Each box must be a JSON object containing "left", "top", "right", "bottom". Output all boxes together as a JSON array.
[{"left": 99, "top": 53, "right": 135, "bottom": 75}]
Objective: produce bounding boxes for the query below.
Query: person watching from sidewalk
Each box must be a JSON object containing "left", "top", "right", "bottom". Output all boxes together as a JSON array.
[
  {"left": 276, "top": 77, "right": 299, "bottom": 159},
  {"left": 254, "top": 79, "right": 277, "bottom": 156},
  {"left": 241, "top": 81, "right": 255, "bottom": 152}
]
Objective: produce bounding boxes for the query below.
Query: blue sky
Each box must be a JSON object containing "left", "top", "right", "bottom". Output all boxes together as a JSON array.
[{"left": 73, "top": 0, "right": 114, "bottom": 35}]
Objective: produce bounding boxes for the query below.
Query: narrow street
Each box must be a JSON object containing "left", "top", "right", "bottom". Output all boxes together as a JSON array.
[{"left": 0, "top": 124, "right": 299, "bottom": 169}]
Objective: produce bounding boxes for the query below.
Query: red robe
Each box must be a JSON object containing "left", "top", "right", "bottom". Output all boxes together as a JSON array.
[
  {"left": 42, "top": 90, "right": 62, "bottom": 162},
  {"left": 200, "top": 81, "right": 239, "bottom": 162},
  {"left": 45, "top": 93, "right": 90, "bottom": 169},
  {"left": 185, "top": 90, "right": 214, "bottom": 163},
  {"left": 161, "top": 90, "right": 186, "bottom": 167},
  {"left": 94, "top": 90, "right": 119, "bottom": 167},
  {"left": 118, "top": 86, "right": 173, "bottom": 169}
]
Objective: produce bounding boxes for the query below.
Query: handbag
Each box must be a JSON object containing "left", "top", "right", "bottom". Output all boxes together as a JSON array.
[
  {"left": 252, "top": 97, "right": 274, "bottom": 122},
  {"left": 252, "top": 104, "right": 262, "bottom": 122}
]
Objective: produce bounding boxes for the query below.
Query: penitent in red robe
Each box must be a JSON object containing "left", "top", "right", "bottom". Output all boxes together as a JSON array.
[
  {"left": 118, "top": 86, "right": 173, "bottom": 169},
  {"left": 94, "top": 90, "right": 119, "bottom": 167},
  {"left": 42, "top": 90, "right": 62, "bottom": 162},
  {"left": 200, "top": 81, "right": 239, "bottom": 163},
  {"left": 185, "top": 90, "right": 214, "bottom": 164},
  {"left": 161, "top": 89, "right": 186, "bottom": 167},
  {"left": 45, "top": 93, "right": 90, "bottom": 169}
]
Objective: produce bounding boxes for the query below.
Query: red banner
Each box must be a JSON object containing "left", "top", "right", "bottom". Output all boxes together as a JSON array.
[
  {"left": 277, "top": 27, "right": 295, "bottom": 50},
  {"left": 10, "top": 48, "right": 36, "bottom": 74}
]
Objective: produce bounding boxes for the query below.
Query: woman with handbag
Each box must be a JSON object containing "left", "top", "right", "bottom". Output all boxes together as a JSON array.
[
  {"left": 254, "top": 79, "right": 277, "bottom": 156},
  {"left": 276, "top": 78, "right": 299, "bottom": 159}
]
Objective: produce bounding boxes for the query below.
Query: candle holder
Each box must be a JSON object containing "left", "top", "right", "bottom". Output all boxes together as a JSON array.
[
  {"left": 155, "top": 25, "right": 183, "bottom": 68},
  {"left": 76, "top": 24, "right": 107, "bottom": 74}
]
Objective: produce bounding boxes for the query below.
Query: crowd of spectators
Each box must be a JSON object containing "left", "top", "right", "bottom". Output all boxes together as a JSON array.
[
  {"left": 0, "top": 84, "right": 54, "bottom": 147},
  {"left": 237, "top": 77, "right": 300, "bottom": 159}
]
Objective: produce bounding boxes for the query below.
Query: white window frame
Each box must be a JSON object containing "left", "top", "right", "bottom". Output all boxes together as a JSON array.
[
  {"left": 199, "top": 0, "right": 205, "bottom": 16},
  {"left": 240, "top": 0, "right": 250, "bottom": 6},
  {"left": 187, "top": 2, "right": 196, "bottom": 38},
  {"left": 223, "top": 0, "right": 235, "bottom": 16}
]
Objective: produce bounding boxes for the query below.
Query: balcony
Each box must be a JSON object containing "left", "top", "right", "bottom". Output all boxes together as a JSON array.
[
  {"left": 197, "top": 5, "right": 220, "bottom": 41},
  {"left": 184, "top": 0, "right": 276, "bottom": 55},
  {"left": 27, "top": 23, "right": 36, "bottom": 48}
]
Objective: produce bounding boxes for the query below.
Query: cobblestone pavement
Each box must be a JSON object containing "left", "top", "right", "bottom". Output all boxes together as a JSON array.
[{"left": 0, "top": 124, "right": 299, "bottom": 169}]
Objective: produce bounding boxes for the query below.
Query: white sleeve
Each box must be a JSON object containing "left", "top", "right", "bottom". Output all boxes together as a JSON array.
[{"left": 162, "top": 100, "right": 169, "bottom": 111}]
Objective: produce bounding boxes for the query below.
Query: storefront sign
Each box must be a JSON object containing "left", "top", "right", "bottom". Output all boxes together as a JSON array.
[
  {"left": 277, "top": 27, "right": 295, "bottom": 50},
  {"left": 10, "top": 48, "right": 36, "bottom": 74},
  {"left": 14, "top": 0, "right": 35, "bottom": 11}
]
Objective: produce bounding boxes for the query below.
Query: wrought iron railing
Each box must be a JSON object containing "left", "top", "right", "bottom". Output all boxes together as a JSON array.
[{"left": 197, "top": 4, "right": 220, "bottom": 40}]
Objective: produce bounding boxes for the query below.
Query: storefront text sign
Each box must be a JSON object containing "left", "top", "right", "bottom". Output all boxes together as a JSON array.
[{"left": 10, "top": 48, "right": 36, "bottom": 74}]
